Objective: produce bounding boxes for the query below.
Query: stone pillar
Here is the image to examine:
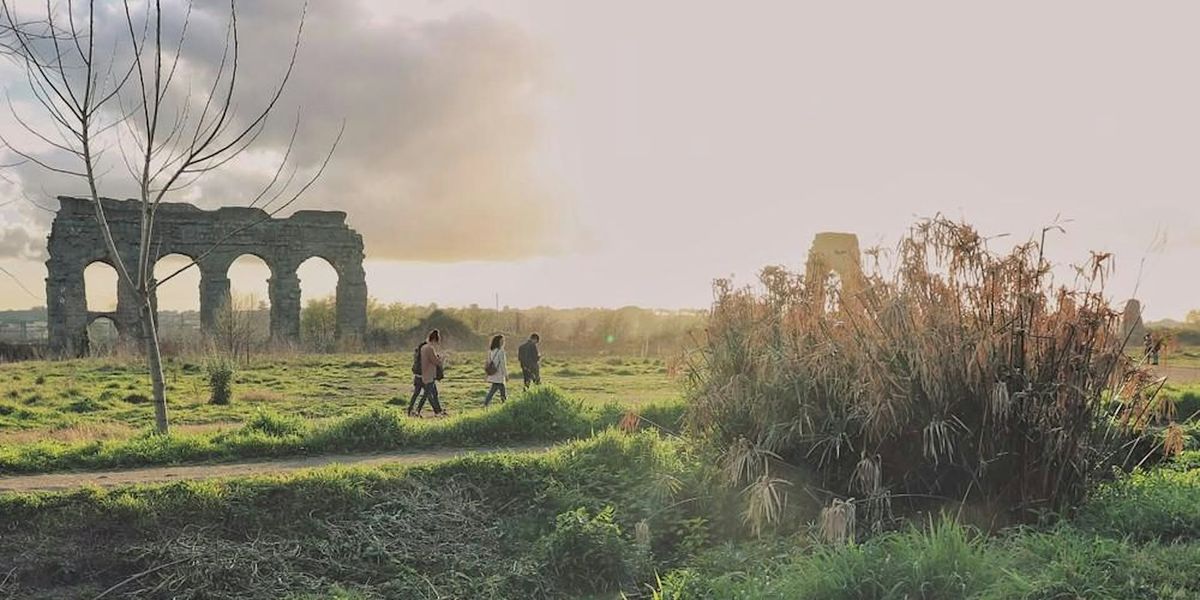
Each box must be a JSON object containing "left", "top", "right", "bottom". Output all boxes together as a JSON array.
[
  {"left": 1121, "top": 299, "right": 1147, "bottom": 344},
  {"left": 114, "top": 268, "right": 142, "bottom": 344},
  {"left": 199, "top": 261, "right": 232, "bottom": 335},
  {"left": 335, "top": 264, "right": 368, "bottom": 341},
  {"left": 269, "top": 268, "right": 302, "bottom": 343},
  {"left": 46, "top": 259, "right": 88, "bottom": 357}
]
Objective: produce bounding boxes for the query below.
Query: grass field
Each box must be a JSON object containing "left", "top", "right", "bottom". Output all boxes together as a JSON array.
[
  {"left": 3, "top": 431, "right": 1199, "bottom": 599},
  {"left": 0, "top": 352, "right": 678, "bottom": 439}
]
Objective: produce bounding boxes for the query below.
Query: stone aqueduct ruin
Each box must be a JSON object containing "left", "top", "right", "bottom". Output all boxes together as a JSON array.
[
  {"left": 41, "top": 204, "right": 1149, "bottom": 358},
  {"left": 46, "top": 197, "right": 367, "bottom": 356}
]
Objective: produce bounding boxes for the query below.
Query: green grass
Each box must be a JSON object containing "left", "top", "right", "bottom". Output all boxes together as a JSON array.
[
  {"left": 656, "top": 524, "right": 1200, "bottom": 600},
  {"left": 0, "top": 429, "right": 708, "bottom": 599},
  {"left": 0, "top": 352, "right": 679, "bottom": 434},
  {"left": 0, "top": 386, "right": 685, "bottom": 474},
  {"left": 654, "top": 454, "right": 1200, "bottom": 600},
  {"left": 1160, "top": 381, "right": 1200, "bottom": 422},
  {"left": 5, "top": 426, "right": 1200, "bottom": 599}
]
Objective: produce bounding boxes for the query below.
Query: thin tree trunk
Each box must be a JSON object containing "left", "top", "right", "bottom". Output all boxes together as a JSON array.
[{"left": 141, "top": 298, "right": 169, "bottom": 434}]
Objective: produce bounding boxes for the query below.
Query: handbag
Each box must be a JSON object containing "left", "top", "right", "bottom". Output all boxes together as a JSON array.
[{"left": 485, "top": 350, "right": 499, "bottom": 376}]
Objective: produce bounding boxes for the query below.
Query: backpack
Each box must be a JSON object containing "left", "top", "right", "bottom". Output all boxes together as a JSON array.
[
  {"left": 411, "top": 342, "right": 426, "bottom": 376},
  {"left": 485, "top": 350, "right": 498, "bottom": 376}
]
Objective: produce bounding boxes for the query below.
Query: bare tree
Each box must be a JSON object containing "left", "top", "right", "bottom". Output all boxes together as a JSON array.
[
  {"left": 213, "top": 292, "right": 267, "bottom": 365},
  {"left": 0, "top": 0, "right": 339, "bottom": 433}
]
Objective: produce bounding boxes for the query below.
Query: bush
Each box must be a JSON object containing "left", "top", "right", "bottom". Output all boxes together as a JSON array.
[
  {"left": 539, "top": 506, "right": 647, "bottom": 595},
  {"left": 207, "top": 360, "right": 234, "bottom": 405},
  {"left": 688, "top": 218, "right": 1164, "bottom": 533},
  {"left": 312, "top": 408, "right": 409, "bottom": 451},
  {"left": 241, "top": 410, "right": 307, "bottom": 438}
]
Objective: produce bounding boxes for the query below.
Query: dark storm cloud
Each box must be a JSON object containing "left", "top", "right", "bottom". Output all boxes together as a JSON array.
[{"left": 0, "top": 0, "right": 572, "bottom": 261}]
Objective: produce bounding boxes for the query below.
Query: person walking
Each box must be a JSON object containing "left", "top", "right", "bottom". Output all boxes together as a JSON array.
[
  {"left": 412, "top": 329, "right": 448, "bottom": 417},
  {"left": 405, "top": 337, "right": 428, "bottom": 417},
  {"left": 483, "top": 334, "right": 508, "bottom": 407},
  {"left": 518, "top": 333, "right": 541, "bottom": 389}
]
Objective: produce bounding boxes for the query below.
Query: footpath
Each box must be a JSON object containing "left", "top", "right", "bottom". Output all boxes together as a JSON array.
[{"left": 0, "top": 445, "right": 548, "bottom": 492}]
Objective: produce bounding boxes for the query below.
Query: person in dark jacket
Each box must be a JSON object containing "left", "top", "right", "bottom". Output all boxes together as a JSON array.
[{"left": 517, "top": 333, "right": 541, "bottom": 389}]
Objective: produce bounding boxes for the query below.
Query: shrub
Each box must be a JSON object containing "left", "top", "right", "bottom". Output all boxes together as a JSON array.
[
  {"left": 539, "top": 506, "right": 646, "bottom": 595},
  {"left": 241, "top": 410, "right": 306, "bottom": 438},
  {"left": 207, "top": 359, "right": 234, "bottom": 405},
  {"left": 688, "top": 218, "right": 1164, "bottom": 532},
  {"left": 313, "top": 408, "right": 408, "bottom": 451}
]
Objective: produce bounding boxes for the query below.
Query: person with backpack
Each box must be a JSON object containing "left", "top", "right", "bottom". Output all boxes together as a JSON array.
[
  {"left": 483, "top": 334, "right": 508, "bottom": 407},
  {"left": 407, "top": 329, "right": 447, "bottom": 417},
  {"left": 405, "top": 338, "right": 427, "bottom": 417},
  {"left": 518, "top": 333, "right": 542, "bottom": 389}
]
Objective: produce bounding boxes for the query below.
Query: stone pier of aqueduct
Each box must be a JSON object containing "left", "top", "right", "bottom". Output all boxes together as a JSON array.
[{"left": 45, "top": 196, "right": 367, "bottom": 357}]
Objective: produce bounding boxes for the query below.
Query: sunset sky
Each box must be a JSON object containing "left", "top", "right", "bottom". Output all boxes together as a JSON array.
[{"left": 2, "top": 1, "right": 1200, "bottom": 319}]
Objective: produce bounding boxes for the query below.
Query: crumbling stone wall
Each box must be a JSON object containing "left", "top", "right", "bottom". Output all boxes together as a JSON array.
[
  {"left": 806, "top": 232, "right": 867, "bottom": 306},
  {"left": 46, "top": 196, "right": 367, "bottom": 356}
]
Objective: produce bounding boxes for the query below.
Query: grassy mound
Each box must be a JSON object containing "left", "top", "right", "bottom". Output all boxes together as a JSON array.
[
  {"left": 0, "top": 387, "right": 684, "bottom": 474},
  {"left": 0, "top": 430, "right": 708, "bottom": 599}
]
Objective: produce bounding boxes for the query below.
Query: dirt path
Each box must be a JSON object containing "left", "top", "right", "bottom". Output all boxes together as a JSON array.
[
  {"left": 0, "top": 445, "right": 549, "bottom": 493},
  {"left": 1154, "top": 364, "right": 1200, "bottom": 384}
]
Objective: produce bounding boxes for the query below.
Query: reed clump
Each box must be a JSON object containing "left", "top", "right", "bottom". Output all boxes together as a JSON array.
[{"left": 687, "top": 218, "right": 1168, "bottom": 532}]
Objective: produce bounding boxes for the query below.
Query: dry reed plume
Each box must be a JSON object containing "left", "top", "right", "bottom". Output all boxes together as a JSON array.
[{"left": 687, "top": 218, "right": 1168, "bottom": 536}]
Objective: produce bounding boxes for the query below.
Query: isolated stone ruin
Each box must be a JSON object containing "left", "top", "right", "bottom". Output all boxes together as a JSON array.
[
  {"left": 1121, "top": 298, "right": 1147, "bottom": 344},
  {"left": 806, "top": 232, "right": 867, "bottom": 305},
  {"left": 45, "top": 196, "right": 367, "bottom": 356}
]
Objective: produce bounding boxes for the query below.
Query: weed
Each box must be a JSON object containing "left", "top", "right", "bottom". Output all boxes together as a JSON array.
[{"left": 207, "top": 359, "right": 235, "bottom": 405}]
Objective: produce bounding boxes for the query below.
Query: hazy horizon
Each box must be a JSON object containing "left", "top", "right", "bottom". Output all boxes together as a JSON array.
[{"left": 4, "top": 1, "right": 1200, "bottom": 320}]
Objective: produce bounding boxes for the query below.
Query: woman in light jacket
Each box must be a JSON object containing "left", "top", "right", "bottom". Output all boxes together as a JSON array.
[{"left": 483, "top": 334, "right": 508, "bottom": 407}]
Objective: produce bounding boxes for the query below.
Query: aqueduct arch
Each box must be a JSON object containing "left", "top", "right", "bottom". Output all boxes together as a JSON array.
[{"left": 46, "top": 196, "right": 367, "bottom": 356}]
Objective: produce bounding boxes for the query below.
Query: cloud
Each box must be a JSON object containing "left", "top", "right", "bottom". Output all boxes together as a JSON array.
[
  {"left": 0, "top": 0, "right": 575, "bottom": 263},
  {"left": 0, "top": 222, "right": 43, "bottom": 260}
]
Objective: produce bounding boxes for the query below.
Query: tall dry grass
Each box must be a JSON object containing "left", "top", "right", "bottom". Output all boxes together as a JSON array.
[{"left": 687, "top": 218, "right": 1168, "bottom": 534}]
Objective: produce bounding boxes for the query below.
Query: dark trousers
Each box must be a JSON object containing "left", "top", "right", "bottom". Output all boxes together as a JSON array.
[
  {"left": 522, "top": 366, "right": 541, "bottom": 389},
  {"left": 484, "top": 382, "right": 507, "bottom": 406},
  {"left": 410, "top": 379, "right": 443, "bottom": 414},
  {"left": 406, "top": 376, "right": 423, "bottom": 414}
]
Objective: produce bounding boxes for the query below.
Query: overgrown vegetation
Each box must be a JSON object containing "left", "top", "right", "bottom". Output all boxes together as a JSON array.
[
  {"left": 206, "top": 358, "right": 235, "bottom": 405},
  {"left": 5, "top": 427, "right": 1200, "bottom": 599},
  {"left": 0, "top": 431, "right": 712, "bottom": 599},
  {"left": 687, "top": 219, "right": 1172, "bottom": 535}
]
